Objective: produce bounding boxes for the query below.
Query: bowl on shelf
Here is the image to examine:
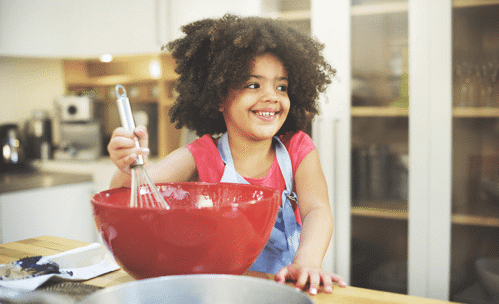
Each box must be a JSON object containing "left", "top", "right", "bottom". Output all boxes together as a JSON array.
[
  {"left": 481, "top": 177, "right": 499, "bottom": 203},
  {"left": 475, "top": 258, "right": 499, "bottom": 299},
  {"left": 91, "top": 182, "right": 280, "bottom": 279}
]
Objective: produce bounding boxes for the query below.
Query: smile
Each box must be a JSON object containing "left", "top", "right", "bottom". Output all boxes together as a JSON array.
[{"left": 253, "top": 111, "right": 279, "bottom": 118}]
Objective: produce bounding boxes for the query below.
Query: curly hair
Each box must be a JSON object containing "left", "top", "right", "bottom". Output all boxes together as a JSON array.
[{"left": 163, "top": 14, "right": 335, "bottom": 137}]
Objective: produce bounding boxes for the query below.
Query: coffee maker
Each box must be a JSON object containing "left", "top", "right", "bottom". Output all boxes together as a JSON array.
[
  {"left": 54, "top": 96, "right": 102, "bottom": 160},
  {"left": 25, "top": 110, "right": 53, "bottom": 161}
]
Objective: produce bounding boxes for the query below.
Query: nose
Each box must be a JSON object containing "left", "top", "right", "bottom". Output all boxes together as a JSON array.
[{"left": 262, "top": 85, "right": 279, "bottom": 103}]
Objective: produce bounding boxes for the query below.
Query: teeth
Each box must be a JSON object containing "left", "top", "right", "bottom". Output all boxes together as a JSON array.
[{"left": 256, "top": 111, "right": 276, "bottom": 117}]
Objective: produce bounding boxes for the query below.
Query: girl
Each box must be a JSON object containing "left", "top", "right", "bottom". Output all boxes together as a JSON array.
[{"left": 108, "top": 14, "right": 346, "bottom": 294}]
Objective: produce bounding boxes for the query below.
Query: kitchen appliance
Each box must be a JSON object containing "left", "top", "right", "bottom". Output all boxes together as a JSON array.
[
  {"left": 55, "top": 122, "right": 102, "bottom": 161},
  {"left": 0, "top": 124, "right": 27, "bottom": 172},
  {"left": 25, "top": 110, "right": 53, "bottom": 160},
  {"left": 91, "top": 182, "right": 279, "bottom": 279},
  {"left": 79, "top": 275, "right": 314, "bottom": 304},
  {"left": 56, "top": 96, "right": 94, "bottom": 122},
  {"left": 54, "top": 95, "right": 102, "bottom": 160}
]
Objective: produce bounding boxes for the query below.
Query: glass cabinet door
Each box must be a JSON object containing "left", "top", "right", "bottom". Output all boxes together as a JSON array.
[
  {"left": 350, "top": 0, "right": 410, "bottom": 295},
  {"left": 450, "top": 2, "right": 499, "bottom": 303}
]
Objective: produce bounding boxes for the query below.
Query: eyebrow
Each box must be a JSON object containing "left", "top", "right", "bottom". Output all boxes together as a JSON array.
[{"left": 248, "top": 75, "right": 288, "bottom": 81}]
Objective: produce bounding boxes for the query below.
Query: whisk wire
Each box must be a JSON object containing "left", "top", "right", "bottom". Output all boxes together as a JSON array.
[{"left": 116, "top": 84, "right": 170, "bottom": 210}]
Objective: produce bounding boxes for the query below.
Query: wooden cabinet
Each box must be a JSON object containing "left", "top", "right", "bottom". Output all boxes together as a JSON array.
[{"left": 63, "top": 54, "right": 181, "bottom": 158}]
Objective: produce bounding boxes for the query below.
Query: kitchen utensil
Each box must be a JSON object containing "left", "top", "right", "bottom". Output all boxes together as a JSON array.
[
  {"left": 0, "top": 124, "right": 27, "bottom": 172},
  {"left": 115, "top": 84, "right": 169, "bottom": 209},
  {"left": 91, "top": 182, "right": 280, "bottom": 279},
  {"left": 25, "top": 110, "right": 52, "bottom": 160},
  {"left": 79, "top": 274, "right": 313, "bottom": 304},
  {"left": 476, "top": 258, "right": 499, "bottom": 300}
]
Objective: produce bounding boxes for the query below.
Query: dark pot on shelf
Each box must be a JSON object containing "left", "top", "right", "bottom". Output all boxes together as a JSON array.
[{"left": 0, "top": 123, "right": 27, "bottom": 172}]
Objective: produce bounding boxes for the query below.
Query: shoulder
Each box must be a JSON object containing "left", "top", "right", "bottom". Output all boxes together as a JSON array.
[
  {"left": 186, "top": 134, "right": 216, "bottom": 151},
  {"left": 185, "top": 134, "right": 225, "bottom": 183},
  {"left": 280, "top": 131, "right": 314, "bottom": 148},
  {"left": 278, "top": 131, "right": 316, "bottom": 173}
]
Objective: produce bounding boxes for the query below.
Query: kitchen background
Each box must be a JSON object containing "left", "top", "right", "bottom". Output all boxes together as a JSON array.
[{"left": 1, "top": 0, "right": 499, "bottom": 303}]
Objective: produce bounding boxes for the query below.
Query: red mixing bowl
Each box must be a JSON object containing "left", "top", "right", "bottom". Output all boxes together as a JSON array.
[{"left": 91, "top": 182, "right": 280, "bottom": 279}]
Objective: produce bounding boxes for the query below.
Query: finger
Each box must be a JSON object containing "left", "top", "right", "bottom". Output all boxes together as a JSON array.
[
  {"left": 321, "top": 272, "right": 334, "bottom": 293},
  {"left": 274, "top": 268, "right": 289, "bottom": 284},
  {"left": 331, "top": 273, "right": 347, "bottom": 287},
  {"left": 294, "top": 270, "right": 309, "bottom": 291},
  {"left": 108, "top": 131, "right": 137, "bottom": 154},
  {"left": 134, "top": 125, "right": 149, "bottom": 149},
  {"left": 112, "top": 127, "right": 135, "bottom": 140},
  {"left": 123, "top": 153, "right": 138, "bottom": 173},
  {"left": 308, "top": 272, "right": 321, "bottom": 295}
]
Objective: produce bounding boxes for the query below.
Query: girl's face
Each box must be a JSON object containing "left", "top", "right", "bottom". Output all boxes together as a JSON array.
[{"left": 220, "top": 53, "right": 290, "bottom": 142}]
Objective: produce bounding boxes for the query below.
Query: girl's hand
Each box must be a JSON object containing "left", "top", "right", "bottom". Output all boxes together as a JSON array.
[
  {"left": 108, "top": 125, "right": 150, "bottom": 174},
  {"left": 274, "top": 263, "right": 346, "bottom": 295}
]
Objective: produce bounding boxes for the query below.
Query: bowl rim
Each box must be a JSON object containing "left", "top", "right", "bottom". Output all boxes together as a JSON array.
[
  {"left": 79, "top": 274, "right": 313, "bottom": 304},
  {"left": 91, "top": 182, "right": 281, "bottom": 211}
]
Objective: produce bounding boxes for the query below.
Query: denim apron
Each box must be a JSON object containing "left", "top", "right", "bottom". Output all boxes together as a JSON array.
[{"left": 217, "top": 133, "right": 301, "bottom": 274}]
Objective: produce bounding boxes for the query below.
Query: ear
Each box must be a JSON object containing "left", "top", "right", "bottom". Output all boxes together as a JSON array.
[{"left": 218, "top": 101, "right": 225, "bottom": 112}]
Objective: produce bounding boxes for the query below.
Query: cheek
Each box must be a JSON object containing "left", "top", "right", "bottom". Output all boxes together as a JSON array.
[{"left": 283, "top": 99, "right": 291, "bottom": 114}]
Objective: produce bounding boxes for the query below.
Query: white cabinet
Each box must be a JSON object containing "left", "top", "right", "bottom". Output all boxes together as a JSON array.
[
  {"left": 67, "top": 0, "right": 167, "bottom": 57},
  {"left": 0, "top": 182, "right": 97, "bottom": 244},
  {"left": 0, "top": 0, "right": 166, "bottom": 57},
  {"left": 309, "top": 0, "right": 499, "bottom": 302},
  {"left": 169, "top": 0, "right": 263, "bottom": 41},
  {"left": 270, "top": 0, "right": 499, "bottom": 301},
  {"left": 0, "top": 0, "right": 264, "bottom": 58},
  {"left": 0, "top": 0, "right": 74, "bottom": 57}
]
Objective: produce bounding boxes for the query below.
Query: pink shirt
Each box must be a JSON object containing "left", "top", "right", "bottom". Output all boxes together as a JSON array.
[{"left": 186, "top": 131, "right": 316, "bottom": 224}]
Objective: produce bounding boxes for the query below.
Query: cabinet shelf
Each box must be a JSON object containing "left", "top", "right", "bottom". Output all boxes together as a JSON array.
[
  {"left": 453, "top": 107, "right": 499, "bottom": 118},
  {"left": 351, "top": 106, "right": 408, "bottom": 117},
  {"left": 352, "top": 106, "right": 499, "bottom": 117},
  {"left": 270, "top": 0, "right": 499, "bottom": 24},
  {"left": 452, "top": 214, "right": 499, "bottom": 227},
  {"left": 351, "top": 201, "right": 408, "bottom": 220},
  {"left": 453, "top": 0, "right": 499, "bottom": 7},
  {"left": 273, "top": 10, "right": 310, "bottom": 21},
  {"left": 63, "top": 54, "right": 178, "bottom": 87},
  {"left": 351, "top": 2, "right": 407, "bottom": 16},
  {"left": 352, "top": 203, "right": 499, "bottom": 227},
  {"left": 63, "top": 54, "right": 181, "bottom": 158}
]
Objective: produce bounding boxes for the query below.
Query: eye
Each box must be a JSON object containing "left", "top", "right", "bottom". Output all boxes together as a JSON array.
[
  {"left": 277, "top": 85, "right": 288, "bottom": 92},
  {"left": 246, "top": 83, "right": 260, "bottom": 89}
]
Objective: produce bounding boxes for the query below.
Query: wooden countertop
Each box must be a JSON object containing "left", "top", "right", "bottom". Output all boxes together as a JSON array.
[{"left": 0, "top": 236, "right": 457, "bottom": 304}]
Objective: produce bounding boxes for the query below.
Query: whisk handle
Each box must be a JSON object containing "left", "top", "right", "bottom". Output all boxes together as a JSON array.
[{"left": 116, "top": 84, "right": 144, "bottom": 166}]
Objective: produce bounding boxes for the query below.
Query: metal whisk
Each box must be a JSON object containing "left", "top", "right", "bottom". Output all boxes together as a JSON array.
[{"left": 115, "top": 84, "right": 170, "bottom": 209}]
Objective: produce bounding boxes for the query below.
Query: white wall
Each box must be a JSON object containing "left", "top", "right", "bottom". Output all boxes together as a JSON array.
[{"left": 0, "top": 57, "right": 65, "bottom": 125}]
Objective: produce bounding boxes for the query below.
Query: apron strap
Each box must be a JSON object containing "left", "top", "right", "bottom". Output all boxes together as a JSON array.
[
  {"left": 217, "top": 132, "right": 294, "bottom": 191},
  {"left": 216, "top": 133, "right": 301, "bottom": 256}
]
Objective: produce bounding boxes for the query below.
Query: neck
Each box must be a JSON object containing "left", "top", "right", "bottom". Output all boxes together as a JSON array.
[{"left": 227, "top": 133, "right": 275, "bottom": 178}]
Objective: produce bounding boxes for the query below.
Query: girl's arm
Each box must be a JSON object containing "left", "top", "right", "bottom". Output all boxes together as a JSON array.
[
  {"left": 108, "top": 126, "right": 198, "bottom": 188},
  {"left": 274, "top": 149, "right": 346, "bottom": 293}
]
